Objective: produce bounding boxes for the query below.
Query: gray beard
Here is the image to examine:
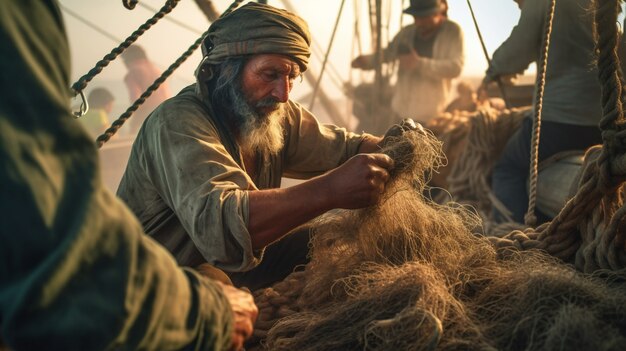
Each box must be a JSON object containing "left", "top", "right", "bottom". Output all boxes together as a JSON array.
[{"left": 227, "top": 84, "right": 285, "bottom": 155}]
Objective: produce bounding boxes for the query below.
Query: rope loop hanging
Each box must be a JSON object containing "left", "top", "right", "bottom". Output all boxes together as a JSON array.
[
  {"left": 490, "top": 0, "right": 626, "bottom": 273},
  {"left": 96, "top": 31, "right": 208, "bottom": 148},
  {"left": 71, "top": 0, "right": 181, "bottom": 95},
  {"left": 123, "top": 0, "right": 139, "bottom": 10},
  {"left": 95, "top": 0, "right": 246, "bottom": 147},
  {"left": 524, "top": 0, "right": 557, "bottom": 226}
]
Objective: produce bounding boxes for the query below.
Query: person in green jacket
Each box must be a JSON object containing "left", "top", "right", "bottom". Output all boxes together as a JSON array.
[{"left": 0, "top": 1, "right": 257, "bottom": 350}]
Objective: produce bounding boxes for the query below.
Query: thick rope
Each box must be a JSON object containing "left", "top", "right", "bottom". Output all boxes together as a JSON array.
[
  {"left": 524, "top": 0, "right": 557, "bottom": 226},
  {"left": 490, "top": 0, "right": 626, "bottom": 272},
  {"left": 71, "top": 0, "right": 180, "bottom": 94},
  {"left": 95, "top": 33, "right": 207, "bottom": 147},
  {"left": 537, "top": 0, "right": 626, "bottom": 264},
  {"left": 95, "top": 0, "right": 245, "bottom": 147},
  {"left": 138, "top": 2, "right": 204, "bottom": 35},
  {"left": 123, "top": 0, "right": 139, "bottom": 10}
]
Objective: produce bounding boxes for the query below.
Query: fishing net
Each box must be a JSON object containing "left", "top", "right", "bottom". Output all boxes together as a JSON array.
[{"left": 249, "top": 130, "right": 626, "bottom": 350}]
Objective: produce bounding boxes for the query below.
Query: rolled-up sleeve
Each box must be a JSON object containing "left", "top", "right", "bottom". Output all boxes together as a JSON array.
[
  {"left": 282, "top": 101, "right": 365, "bottom": 179},
  {"left": 140, "top": 99, "right": 263, "bottom": 271}
]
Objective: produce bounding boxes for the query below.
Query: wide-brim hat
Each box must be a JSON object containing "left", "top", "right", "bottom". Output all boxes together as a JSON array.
[{"left": 403, "top": 0, "right": 445, "bottom": 17}]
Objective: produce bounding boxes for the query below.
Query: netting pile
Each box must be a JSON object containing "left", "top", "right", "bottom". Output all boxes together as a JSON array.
[
  {"left": 427, "top": 107, "right": 528, "bottom": 230},
  {"left": 249, "top": 131, "right": 626, "bottom": 351}
]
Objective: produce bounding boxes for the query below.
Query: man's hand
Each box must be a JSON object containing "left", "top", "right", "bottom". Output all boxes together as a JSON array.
[
  {"left": 323, "top": 153, "right": 394, "bottom": 209},
  {"left": 379, "top": 118, "right": 424, "bottom": 148},
  {"left": 216, "top": 282, "right": 258, "bottom": 351},
  {"left": 351, "top": 55, "right": 370, "bottom": 69},
  {"left": 398, "top": 50, "right": 420, "bottom": 71}
]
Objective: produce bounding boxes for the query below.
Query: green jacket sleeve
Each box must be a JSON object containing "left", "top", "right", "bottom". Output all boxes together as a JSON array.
[{"left": 0, "top": 1, "right": 233, "bottom": 349}]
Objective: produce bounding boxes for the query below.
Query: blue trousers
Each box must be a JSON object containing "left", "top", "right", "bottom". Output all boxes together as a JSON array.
[{"left": 492, "top": 117, "right": 602, "bottom": 224}]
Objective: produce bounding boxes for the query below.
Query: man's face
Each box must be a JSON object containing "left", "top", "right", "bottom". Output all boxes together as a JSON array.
[
  {"left": 413, "top": 13, "right": 444, "bottom": 37},
  {"left": 240, "top": 54, "right": 301, "bottom": 117},
  {"left": 220, "top": 54, "right": 301, "bottom": 155}
]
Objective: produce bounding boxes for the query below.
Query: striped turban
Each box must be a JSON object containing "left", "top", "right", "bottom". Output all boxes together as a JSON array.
[{"left": 202, "top": 2, "right": 311, "bottom": 71}]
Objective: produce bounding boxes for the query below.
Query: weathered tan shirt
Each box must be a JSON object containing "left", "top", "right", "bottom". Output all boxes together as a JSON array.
[
  {"left": 117, "top": 85, "right": 365, "bottom": 271},
  {"left": 388, "top": 20, "right": 464, "bottom": 123}
]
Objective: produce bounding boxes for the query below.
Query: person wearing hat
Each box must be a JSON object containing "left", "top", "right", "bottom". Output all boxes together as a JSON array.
[
  {"left": 352, "top": 0, "right": 464, "bottom": 125},
  {"left": 1, "top": 0, "right": 257, "bottom": 350},
  {"left": 483, "top": 0, "right": 602, "bottom": 224},
  {"left": 117, "top": 2, "right": 417, "bottom": 291}
]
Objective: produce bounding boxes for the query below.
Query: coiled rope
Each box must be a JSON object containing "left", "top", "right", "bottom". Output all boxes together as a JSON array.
[{"left": 490, "top": 0, "right": 626, "bottom": 273}]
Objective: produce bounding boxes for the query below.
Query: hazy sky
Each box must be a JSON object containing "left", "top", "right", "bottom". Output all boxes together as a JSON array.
[{"left": 59, "top": 0, "right": 524, "bottom": 110}]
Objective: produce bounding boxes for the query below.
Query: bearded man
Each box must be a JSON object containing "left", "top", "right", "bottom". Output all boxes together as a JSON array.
[{"left": 117, "top": 2, "right": 412, "bottom": 291}]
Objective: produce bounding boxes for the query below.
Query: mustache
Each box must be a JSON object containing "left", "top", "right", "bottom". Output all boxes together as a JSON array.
[{"left": 255, "top": 97, "right": 282, "bottom": 110}]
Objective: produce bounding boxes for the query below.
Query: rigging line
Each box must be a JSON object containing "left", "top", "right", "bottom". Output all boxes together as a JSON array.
[
  {"left": 59, "top": 3, "right": 123, "bottom": 43},
  {"left": 63, "top": 2, "right": 193, "bottom": 87},
  {"left": 466, "top": 0, "right": 511, "bottom": 109},
  {"left": 309, "top": 0, "right": 347, "bottom": 111},
  {"left": 71, "top": 0, "right": 181, "bottom": 93},
  {"left": 313, "top": 43, "right": 344, "bottom": 85},
  {"left": 386, "top": 0, "right": 406, "bottom": 78},
  {"left": 525, "top": 0, "right": 557, "bottom": 227},
  {"left": 274, "top": 2, "right": 346, "bottom": 88},
  {"left": 354, "top": 0, "right": 363, "bottom": 57},
  {"left": 310, "top": 45, "right": 345, "bottom": 91},
  {"left": 382, "top": 0, "right": 395, "bottom": 79},
  {"left": 96, "top": 30, "right": 208, "bottom": 147},
  {"left": 62, "top": 1, "right": 191, "bottom": 87},
  {"left": 124, "top": 0, "right": 139, "bottom": 10},
  {"left": 351, "top": 0, "right": 367, "bottom": 85},
  {"left": 137, "top": 2, "right": 204, "bottom": 35},
  {"left": 374, "top": 0, "right": 384, "bottom": 104}
]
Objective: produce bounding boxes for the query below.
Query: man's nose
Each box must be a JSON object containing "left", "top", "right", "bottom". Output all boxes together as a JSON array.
[{"left": 271, "top": 77, "right": 290, "bottom": 103}]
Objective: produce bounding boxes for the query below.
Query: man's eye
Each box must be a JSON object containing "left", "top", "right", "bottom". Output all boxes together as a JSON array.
[
  {"left": 262, "top": 72, "right": 278, "bottom": 81},
  {"left": 289, "top": 74, "right": 302, "bottom": 83}
]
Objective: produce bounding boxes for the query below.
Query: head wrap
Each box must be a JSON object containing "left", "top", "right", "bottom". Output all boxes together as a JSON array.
[{"left": 202, "top": 2, "right": 311, "bottom": 72}]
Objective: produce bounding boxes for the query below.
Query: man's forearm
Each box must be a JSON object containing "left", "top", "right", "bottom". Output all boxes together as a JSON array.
[
  {"left": 247, "top": 176, "right": 333, "bottom": 250},
  {"left": 358, "top": 134, "right": 383, "bottom": 153},
  {"left": 247, "top": 150, "right": 393, "bottom": 250}
]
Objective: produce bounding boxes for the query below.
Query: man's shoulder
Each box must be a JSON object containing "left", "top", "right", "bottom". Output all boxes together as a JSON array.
[
  {"left": 156, "top": 85, "right": 206, "bottom": 114},
  {"left": 440, "top": 19, "right": 463, "bottom": 33},
  {"left": 145, "top": 85, "right": 215, "bottom": 130}
]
